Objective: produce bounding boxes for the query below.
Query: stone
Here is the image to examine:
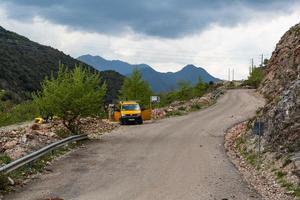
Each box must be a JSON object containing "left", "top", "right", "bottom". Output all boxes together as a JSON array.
[
  {"left": 3, "top": 140, "right": 17, "bottom": 150},
  {"left": 7, "top": 177, "right": 14, "bottom": 186},
  {"left": 30, "top": 123, "right": 40, "bottom": 130}
]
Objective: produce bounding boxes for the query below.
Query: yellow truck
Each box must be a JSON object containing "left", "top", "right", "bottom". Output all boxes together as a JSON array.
[{"left": 110, "top": 101, "right": 151, "bottom": 125}]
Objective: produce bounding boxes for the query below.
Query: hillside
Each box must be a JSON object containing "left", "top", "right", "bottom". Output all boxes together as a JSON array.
[
  {"left": 258, "top": 22, "right": 300, "bottom": 152},
  {"left": 78, "top": 54, "right": 220, "bottom": 92},
  {"left": 0, "top": 27, "right": 124, "bottom": 103}
]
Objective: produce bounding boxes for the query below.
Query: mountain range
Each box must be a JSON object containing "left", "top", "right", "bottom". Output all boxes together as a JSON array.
[
  {"left": 78, "top": 55, "right": 220, "bottom": 92},
  {"left": 0, "top": 26, "right": 124, "bottom": 103},
  {"left": 0, "top": 24, "right": 219, "bottom": 104}
]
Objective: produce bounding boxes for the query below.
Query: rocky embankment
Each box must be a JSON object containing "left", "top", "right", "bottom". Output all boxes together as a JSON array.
[
  {"left": 258, "top": 23, "right": 300, "bottom": 153},
  {"left": 225, "top": 122, "right": 297, "bottom": 200},
  {"left": 0, "top": 118, "right": 118, "bottom": 165},
  {"left": 225, "top": 23, "right": 300, "bottom": 199},
  {"left": 257, "top": 22, "right": 300, "bottom": 183},
  {"left": 152, "top": 89, "right": 224, "bottom": 119}
]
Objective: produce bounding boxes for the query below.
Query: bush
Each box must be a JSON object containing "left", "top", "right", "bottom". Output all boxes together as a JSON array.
[
  {"left": 166, "top": 110, "right": 183, "bottom": 117},
  {"left": 193, "top": 77, "right": 208, "bottom": 97},
  {"left": 0, "top": 173, "right": 9, "bottom": 191},
  {"left": 191, "top": 104, "right": 202, "bottom": 111},
  {"left": 33, "top": 65, "right": 106, "bottom": 134},
  {"left": 55, "top": 128, "right": 72, "bottom": 138},
  {"left": 0, "top": 101, "right": 38, "bottom": 127},
  {"left": 176, "top": 80, "right": 193, "bottom": 101},
  {"left": 159, "top": 78, "right": 210, "bottom": 107},
  {"left": 0, "top": 154, "right": 11, "bottom": 165},
  {"left": 244, "top": 67, "right": 263, "bottom": 88}
]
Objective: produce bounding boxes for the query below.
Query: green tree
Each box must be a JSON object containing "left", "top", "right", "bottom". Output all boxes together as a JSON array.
[
  {"left": 33, "top": 65, "right": 106, "bottom": 134},
  {"left": 176, "top": 80, "right": 193, "bottom": 101},
  {"left": 119, "top": 68, "right": 152, "bottom": 107},
  {"left": 245, "top": 67, "right": 263, "bottom": 88},
  {"left": 0, "top": 90, "right": 13, "bottom": 113},
  {"left": 193, "top": 77, "right": 208, "bottom": 97}
]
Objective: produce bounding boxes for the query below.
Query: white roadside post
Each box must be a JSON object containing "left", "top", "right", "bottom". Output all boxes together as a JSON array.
[{"left": 150, "top": 96, "right": 160, "bottom": 117}]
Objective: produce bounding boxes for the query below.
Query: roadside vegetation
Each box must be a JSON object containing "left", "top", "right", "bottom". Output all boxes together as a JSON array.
[
  {"left": 33, "top": 65, "right": 106, "bottom": 134},
  {"left": 232, "top": 123, "right": 300, "bottom": 199},
  {"left": 0, "top": 66, "right": 220, "bottom": 129},
  {"left": 119, "top": 68, "right": 153, "bottom": 108},
  {"left": 242, "top": 59, "right": 268, "bottom": 89},
  {"left": 159, "top": 78, "right": 214, "bottom": 107},
  {"left": 243, "top": 67, "right": 264, "bottom": 88},
  {"left": 0, "top": 65, "right": 107, "bottom": 131},
  {"left": 0, "top": 100, "right": 38, "bottom": 127},
  {"left": 118, "top": 68, "right": 218, "bottom": 111}
]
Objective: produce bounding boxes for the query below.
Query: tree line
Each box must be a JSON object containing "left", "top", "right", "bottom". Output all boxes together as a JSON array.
[{"left": 0, "top": 65, "right": 213, "bottom": 133}]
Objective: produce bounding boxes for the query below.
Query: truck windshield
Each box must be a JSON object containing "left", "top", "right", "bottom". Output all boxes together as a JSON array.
[{"left": 122, "top": 104, "right": 140, "bottom": 111}]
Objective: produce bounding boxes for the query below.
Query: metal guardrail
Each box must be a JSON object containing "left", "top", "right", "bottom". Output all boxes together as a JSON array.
[{"left": 0, "top": 134, "right": 88, "bottom": 174}]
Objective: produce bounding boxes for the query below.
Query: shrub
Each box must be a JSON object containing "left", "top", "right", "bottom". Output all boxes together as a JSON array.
[
  {"left": 33, "top": 65, "right": 106, "bottom": 134},
  {"left": 244, "top": 67, "right": 263, "bottom": 88},
  {"left": 191, "top": 104, "right": 202, "bottom": 111},
  {"left": 119, "top": 68, "right": 152, "bottom": 107},
  {"left": 0, "top": 173, "right": 9, "bottom": 191},
  {"left": 0, "top": 154, "right": 11, "bottom": 165},
  {"left": 176, "top": 80, "right": 193, "bottom": 101},
  {"left": 166, "top": 110, "right": 183, "bottom": 117},
  {"left": 0, "top": 101, "right": 38, "bottom": 127}
]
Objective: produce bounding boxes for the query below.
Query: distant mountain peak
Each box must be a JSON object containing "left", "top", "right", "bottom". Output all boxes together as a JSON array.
[
  {"left": 181, "top": 64, "right": 202, "bottom": 71},
  {"left": 78, "top": 54, "right": 220, "bottom": 92},
  {"left": 184, "top": 64, "right": 197, "bottom": 68}
]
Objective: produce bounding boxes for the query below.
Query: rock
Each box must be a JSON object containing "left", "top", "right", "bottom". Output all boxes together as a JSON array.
[
  {"left": 3, "top": 140, "right": 17, "bottom": 150},
  {"left": 257, "top": 23, "right": 300, "bottom": 152},
  {"left": 7, "top": 177, "right": 14, "bottom": 186},
  {"left": 5, "top": 146, "right": 26, "bottom": 160},
  {"left": 30, "top": 123, "right": 40, "bottom": 130},
  {"left": 21, "top": 134, "right": 27, "bottom": 143}
]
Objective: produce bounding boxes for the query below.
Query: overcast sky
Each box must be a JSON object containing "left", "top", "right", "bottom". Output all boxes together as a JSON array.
[{"left": 0, "top": 0, "right": 300, "bottom": 80}]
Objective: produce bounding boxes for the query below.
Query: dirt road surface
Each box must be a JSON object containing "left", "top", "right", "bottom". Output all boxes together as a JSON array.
[{"left": 5, "top": 89, "right": 265, "bottom": 200}]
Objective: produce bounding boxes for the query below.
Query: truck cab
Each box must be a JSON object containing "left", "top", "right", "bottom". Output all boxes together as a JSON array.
[{"left": 119, "top": 101, "right": 143, "bottom": 125}]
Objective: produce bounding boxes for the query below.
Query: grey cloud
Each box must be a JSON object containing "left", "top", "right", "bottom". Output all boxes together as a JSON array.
[{"left": 1, "top": 0, "right": 298, "bottom": 38}]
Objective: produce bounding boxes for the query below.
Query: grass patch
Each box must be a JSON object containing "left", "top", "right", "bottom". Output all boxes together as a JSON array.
[
  {"left": 0, "top": 173, "right": 9, "bottom": 191},
  {"left": 235, "top": 136, "right": 246, "bottom": 148},
  {"left": 0, "top": 101, "right": 38, "bottom": 127},
  {"left": 0, "top": 154, "right": 12, "bottom": 165},
  {"left": 55, "top": 128, "right": 72, "bottom": 138},
  {"left": 245, "top": 153, "right": 259, "bottom": 166},
  {"left": 166, "top": 110, "right": 184, "bottom": 117},
  {"left": 190, "top": 104, "right": 202, "bottom": 111},
  {"left": 235, "top": 135, "right": 260, "bottom": 167},
  {"left": 271, "top": 168, "right": 300, "bottom": 199},
  {"left": 277, "top": 178, "right": 300, "bottom": 198},
  {"left": 282, "top": 156, "right": 292, "bottom": 167},
  {"left": 275, "top": 170, "right": 287, "bottom": 179},
  {"left": 177, "top": 106, "right": 186, "bottom": 111}
]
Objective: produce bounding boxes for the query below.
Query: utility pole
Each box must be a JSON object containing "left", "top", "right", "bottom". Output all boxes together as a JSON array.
[
  {"left": 261, "top": 54, "right": 264, "bottom": 67},
  {"left": 251, "top": 58, "right": 254, "bottom": 71},
  {"left": 232, "top": 68, "right": 234, "bottom": 81},
  {"left": 228, "top": 68, "right": 231, "bottom": 81}
]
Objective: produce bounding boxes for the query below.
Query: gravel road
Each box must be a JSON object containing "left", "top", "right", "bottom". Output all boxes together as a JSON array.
[{"left": 4, "top": 89, "right": 265, "bottom": 200}]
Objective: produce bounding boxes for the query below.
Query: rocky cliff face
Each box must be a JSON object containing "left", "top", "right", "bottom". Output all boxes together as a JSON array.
[{"left": 258, "top": 23, "right": 300, "bottom": 152}]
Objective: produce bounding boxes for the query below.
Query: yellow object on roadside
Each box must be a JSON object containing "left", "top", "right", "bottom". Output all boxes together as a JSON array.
[{"left": 34, "top": 117, "right": 44, "bottom": 124}]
